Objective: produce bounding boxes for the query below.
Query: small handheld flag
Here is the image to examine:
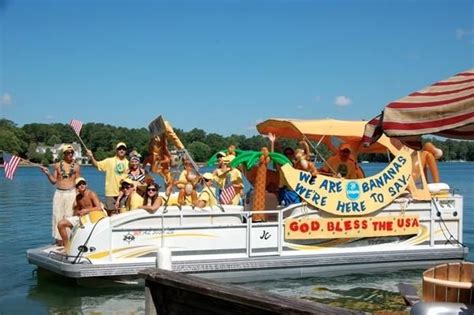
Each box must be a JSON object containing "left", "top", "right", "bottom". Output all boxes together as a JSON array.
[
  {"left": 3, "top": 153, "right": 21, "bottom": 180},
  {"left": 69, "top": 119, "right": 83, "bottom": 136},
  {"left": 219, "top": 184, "right": 236, "bottom": 205}
]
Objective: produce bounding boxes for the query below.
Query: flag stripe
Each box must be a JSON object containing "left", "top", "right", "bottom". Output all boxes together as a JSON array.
[
  {"left": 384, "top": 112, "right": 474, "bottom": 134},
  {"left": 363, "top": 68, "right": 474, "bottom": 148},
  {"left": 4, "top": 154, "right": 21, "bottom": 180},
  {"left": 388, "top": 93, "right": 474, "bottom": 109},
  {"left": 410, "top": 85, "right": 474, "bottom": 97},
  {"left": 219, "top": 185, "right": 236, "bottom": 205},
  {"left": 432, "top": 78, "right": 474, "bottom": 86},
  {"left": 69, "top": 119, "right": 83, "bottom": 136}
]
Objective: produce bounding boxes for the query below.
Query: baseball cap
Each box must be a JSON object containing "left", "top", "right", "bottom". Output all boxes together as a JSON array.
[
  {"left": 202, "top": 172, "right": 213, "bottom": 180},
  {"left": 339, "top": 143, "right": 352, "bottom": 152},
  {"left": 116, "top": 142, "right": 127, "bottom": 149},
  {"left": 62, "top": 144, "right": 75, "bottom": 153},
  {"left": 75, "top": 177, "right": 87, "bottom": 186}
]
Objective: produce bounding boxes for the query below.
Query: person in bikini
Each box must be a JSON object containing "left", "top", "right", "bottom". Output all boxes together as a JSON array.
[
  {"left": 114, "top": 153, "right": 151, "bottom": 210},
  {"left": 40, "top": 144, "right": 80, "bottom": 246},
  {"left": 57, "top": 177, "right": 102, "bottom": 250}
]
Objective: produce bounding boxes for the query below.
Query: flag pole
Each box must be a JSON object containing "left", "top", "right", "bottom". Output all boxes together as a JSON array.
[
  {"left": 73, "top": 132, "right": 89, "bottom": 152},
  {"left": 20, "top": 157, "right": 43, "bottom": 167},
  {"left": 68, "top": 120, "right": 89, "bottom": 152}
]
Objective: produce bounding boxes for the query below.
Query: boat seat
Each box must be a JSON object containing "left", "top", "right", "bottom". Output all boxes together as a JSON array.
[{"left": 427, "top": 183, "right": 450, "bottom": 198}]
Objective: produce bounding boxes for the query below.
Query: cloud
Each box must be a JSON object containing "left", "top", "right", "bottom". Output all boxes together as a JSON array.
[
  {"left": 334, "top": 95, "right": 352, "bottom": 106},
  {"left": 456, "top": 28, "right": 474, "bottom": 40},
  {"left": 0, "top": 93, "right": 12, "bottom": 106}
]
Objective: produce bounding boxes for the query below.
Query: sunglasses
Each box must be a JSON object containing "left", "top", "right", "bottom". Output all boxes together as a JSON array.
[
  {"left": 65, "top": 151, "right": 74, "bottom": 154},
  {"left": 76, "top": 181, "right": 86, "bottom": 188},
  {"left": 117, "top": 147, "right": 127, "bottom": 151},
  {"left": 147, "top": 188, "right": 157, "bottom": 192},
  {"left": 121, "top": 185, "right": 131, "bottom": 189}
]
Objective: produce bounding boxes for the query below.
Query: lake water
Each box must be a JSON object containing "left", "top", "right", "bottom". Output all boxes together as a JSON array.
[{"left": 0, "top": 163, "right": 473, "bottom": 314}]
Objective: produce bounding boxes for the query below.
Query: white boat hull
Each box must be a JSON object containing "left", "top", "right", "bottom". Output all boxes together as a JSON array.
[{"left": 27, "top": 195, "right": 468, "bottom": 282}]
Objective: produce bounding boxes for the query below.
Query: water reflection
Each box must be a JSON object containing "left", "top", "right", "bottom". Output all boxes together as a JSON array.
[{"left": 28, "top": 270, "right": 145, "bottom": 314}]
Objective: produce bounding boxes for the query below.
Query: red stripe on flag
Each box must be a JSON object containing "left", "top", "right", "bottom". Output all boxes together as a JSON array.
[
  {"left": 69, "top": 119, "right": 83, "bottom": 136},
  {"left": 384, "top": 111, "right": 474, "bottom": 132},
  {"left": 4, "top": 154, "right": 21, "bottom": 180},
  {"left": 387, "top": 93, "right": 474, "bottom": 109},
  {"left": 432, "top": 78, "right": 474, "bottom": 86},
  {"left": 409, "top": 86, "right": 474, "bottom": 97},
  {"left": 219, "top": 185, "right": 236, "bottom": 205}
]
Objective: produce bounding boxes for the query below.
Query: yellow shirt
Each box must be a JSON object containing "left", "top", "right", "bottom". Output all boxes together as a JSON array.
[
  {"left": 216, "top": 168, "right": 243, "bottom": 206},
  {"left": 97, "top": 157, "right": 129, "bottom": 196},
  {"left": 126, "top": 191, "right": 144, "bottom": 211},
  {"left": 198, "top": 186, "right": 218, "bottom": 207}
]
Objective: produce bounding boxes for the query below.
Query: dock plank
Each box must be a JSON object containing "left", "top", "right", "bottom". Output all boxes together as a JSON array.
[{"left": 141, "top": 268, "right": 363, "bottom": 314}]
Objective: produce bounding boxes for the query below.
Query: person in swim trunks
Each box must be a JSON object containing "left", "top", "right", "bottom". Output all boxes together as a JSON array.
[
  {"left": 40, "top": 144, "right": 81, "bottom": 246},
  {"left": 57, "top": 177, "right": 102, "bottom": 250}
]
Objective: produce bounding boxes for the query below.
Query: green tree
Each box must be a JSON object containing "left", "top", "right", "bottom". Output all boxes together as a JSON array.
[
  {"left": 46, "top": 134, "right": 62, "bottom": 146},
  {"left": 42, "top": 148, "right": 54, "bottom": 165},
  {"left": 0, "top": 129, "right": 27, "bottom": 154},
  {"left": 187, "top": 141, "right": 211, "bottom": 162}
]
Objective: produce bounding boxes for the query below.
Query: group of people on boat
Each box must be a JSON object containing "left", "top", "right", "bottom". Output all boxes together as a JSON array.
[
  {"left": 39, "top": 140, "right": 245, "bottom": 249},
  {"left": 39, "top": 128, "right": 444, "bottom": 250}
]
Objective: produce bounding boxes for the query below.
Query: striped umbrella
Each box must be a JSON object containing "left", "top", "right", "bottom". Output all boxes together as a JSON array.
[{"left": 363, "top": 69, "right": 474, "bottom": 149}]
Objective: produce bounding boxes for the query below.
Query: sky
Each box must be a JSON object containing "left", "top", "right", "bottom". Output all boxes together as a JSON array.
[{"left": 0, "top": 0, "right": 473, "bottom": 136}]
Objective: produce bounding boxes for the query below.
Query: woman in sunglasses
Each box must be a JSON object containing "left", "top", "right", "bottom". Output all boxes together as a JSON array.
[{"left": 142, "top": 182, "right": 164, "bottom": 213}]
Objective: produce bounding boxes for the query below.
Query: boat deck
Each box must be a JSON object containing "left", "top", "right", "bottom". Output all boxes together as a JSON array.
[{"left": 27, "top": 245, "right": 467, "bottom": 282}]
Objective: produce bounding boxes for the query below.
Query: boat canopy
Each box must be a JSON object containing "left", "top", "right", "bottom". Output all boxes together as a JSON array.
[{"left": 256, "top": 118, "right": 403, "bottom": 155}]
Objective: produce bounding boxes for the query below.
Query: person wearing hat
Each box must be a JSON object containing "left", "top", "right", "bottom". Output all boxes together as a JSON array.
[
  {"left": 213, "top": 154, "right": 244, "bottom": 205},
  {"left": 40, "top": 143, "right": 81, "bottom": 246},
  {"left": 114, "top": 152, "right": 151, "bottom": 210},
  {"left": 319, "top": 143, "right": 365, "bottom": 179},
  {"left": 86, "top": 142, "right": 129, "bottom": 215},
  {"left": 118, "top": 178, "right": 144, "bottom": 212},
  {"left": 57, "top": 177, "right": 102, "bottom": 250},
  {"left": 195, "top": 172, "right": 218, "bottom": 208}
]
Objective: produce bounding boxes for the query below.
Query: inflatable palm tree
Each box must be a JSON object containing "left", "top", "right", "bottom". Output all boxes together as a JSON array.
[{"left": 231, "top": 148, "right": 291, "bottom": 221}]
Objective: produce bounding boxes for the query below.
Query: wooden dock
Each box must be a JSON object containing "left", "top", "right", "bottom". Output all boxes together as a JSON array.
[{"left": 140, "top": 268, "right": 363, "bottom": 314}]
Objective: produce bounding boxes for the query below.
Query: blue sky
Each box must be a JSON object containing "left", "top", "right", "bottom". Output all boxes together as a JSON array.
[{"left": 1, "top": 0, "right": 472, "bottom": 136}]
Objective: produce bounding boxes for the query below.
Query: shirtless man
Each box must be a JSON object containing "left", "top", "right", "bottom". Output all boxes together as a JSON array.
[
  {"left": 57, "top": 177, "right": 102, "bottom": 250},
  {"left": 40, "top": 144, "right": 80, "bottom": 246}
]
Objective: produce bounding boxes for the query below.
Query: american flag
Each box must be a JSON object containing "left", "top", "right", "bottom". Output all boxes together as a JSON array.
[
  {"left": 363, "top": 69, "right": 474, "bottom": 149},
  {"left": 69, "top": 119, "right": 83, "bottom": 136},
  {"left": 3, "top": 153, "right": 21, "bottom": 180},
  {"left": 219, "top": 185, "right": 236, "bottom": 205}
]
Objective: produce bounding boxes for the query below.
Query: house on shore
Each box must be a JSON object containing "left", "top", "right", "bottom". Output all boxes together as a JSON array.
[{"left": 36, "top": 142, "right": 89, "bottom": 164}]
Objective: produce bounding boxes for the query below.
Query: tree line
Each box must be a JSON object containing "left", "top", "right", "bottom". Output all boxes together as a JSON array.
[{"left": 0, "top": 118, "right": 473, "bottom": 164}]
